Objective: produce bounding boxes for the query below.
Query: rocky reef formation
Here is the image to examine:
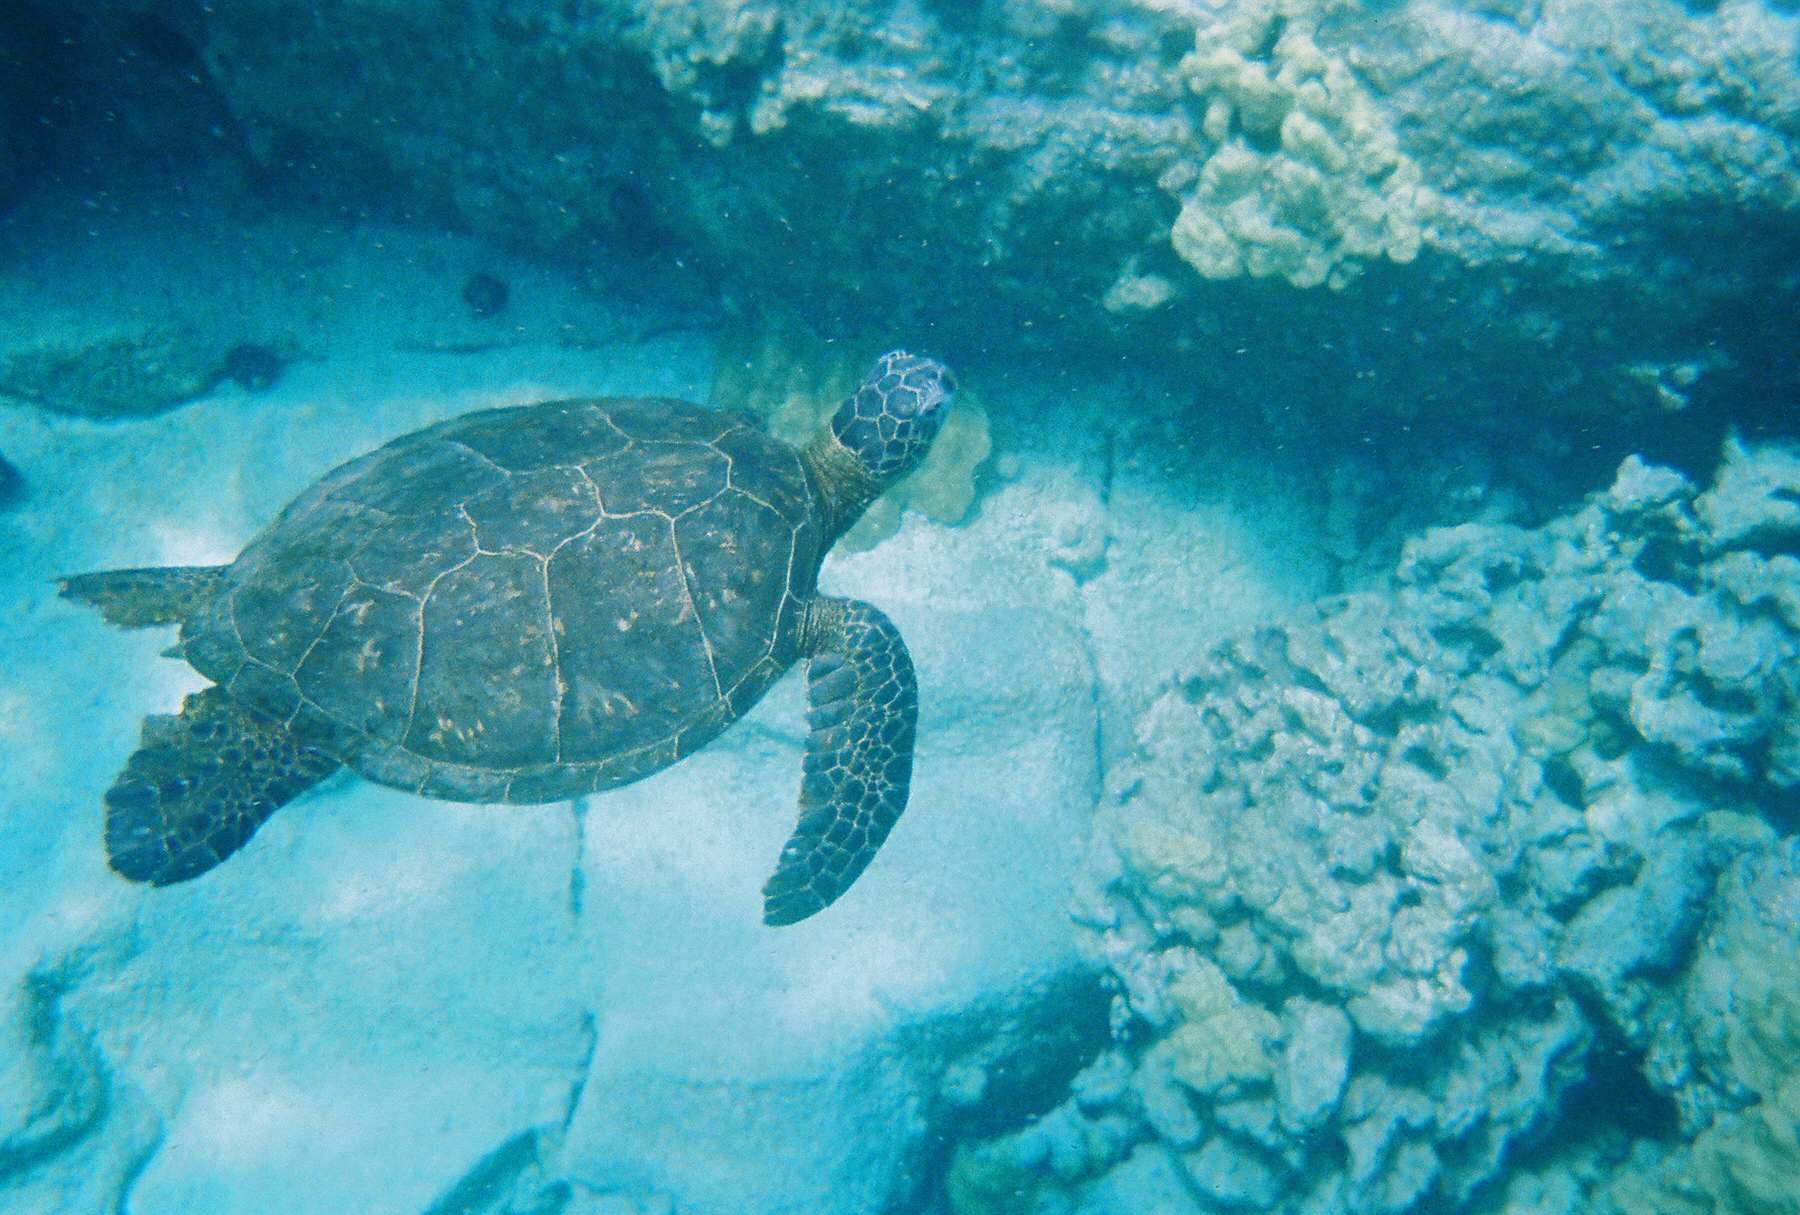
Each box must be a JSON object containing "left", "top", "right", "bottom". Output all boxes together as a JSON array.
[
  {"left": 941, "top": 437, "right": 1800, "bottom": 1213},
  {"left": 160, "top": 0, "right": 1800, "bottom": 427},
  {"left": 1608, "top": 838, "right": 1800, "bottom": 1215},
  {"left": 3, "top": 4, "right": 1797, "bottom": 1209},
  {"left": 7, "top": 0, "right": 1795, "bottom": 433}
]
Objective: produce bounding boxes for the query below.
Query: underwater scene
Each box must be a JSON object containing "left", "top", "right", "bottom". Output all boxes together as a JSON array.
[{"left": 2, "top": 1, "right": 1799, "bottom": 1213}]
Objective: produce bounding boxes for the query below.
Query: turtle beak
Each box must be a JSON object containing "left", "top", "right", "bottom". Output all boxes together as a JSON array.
[
  {"left": 921, "top": 364, "right": 955, "bottom": 416},
  {"left": 886, "top": 352, "right": 954, "bottom": 422}
]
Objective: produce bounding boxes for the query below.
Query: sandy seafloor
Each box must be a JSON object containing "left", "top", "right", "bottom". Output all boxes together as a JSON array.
[{"left": 0, "top": 182, "right": 1346, "bottom": 1213}]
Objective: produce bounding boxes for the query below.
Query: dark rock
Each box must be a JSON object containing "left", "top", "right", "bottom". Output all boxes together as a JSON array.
[
  {"left": 462, "top": 272, "right": 509, "bottom": 318},
  {"left": 609, "top": 181, "right": 666, "bottom": 255},
  {"left": 0, "top": 327, "right": 224, "bottom": 418},
  {"left": 0, "top": 453, "right": 23, "bottom": 509},
  {"left": 5, "top": 2, "right": 250, "bottom": 202},
  {"left": 217, "top": 343, "right": 286, "bottom": 392}
]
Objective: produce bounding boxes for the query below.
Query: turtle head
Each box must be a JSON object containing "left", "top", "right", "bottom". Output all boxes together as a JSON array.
[{"left": 829, "top": 351, "right": 956, "bottom": 487}]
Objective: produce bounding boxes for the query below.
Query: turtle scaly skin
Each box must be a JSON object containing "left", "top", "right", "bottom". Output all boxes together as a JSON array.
[{"left": 62, "top": 351, "right": 955, "bottom": 924}]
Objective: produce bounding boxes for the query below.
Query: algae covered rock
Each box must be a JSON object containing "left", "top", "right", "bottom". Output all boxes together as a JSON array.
[
  {"left": 1276, "top": 998, "right": 1353, "bottom": 1135},
  {"left": 1695, "top": 434, "right": 1800, "bottom": 558},
  {"left": 1152, "top": 957, "right": 1281, "bottom": 1100},
  {"left": 0, "top": 325, "right": 251, "bottom": 418}
]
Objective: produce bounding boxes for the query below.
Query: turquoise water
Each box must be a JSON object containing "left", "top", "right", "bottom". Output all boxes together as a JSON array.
[{"left": 2, "top": 4, "right": 1799, "bottom": 1214}]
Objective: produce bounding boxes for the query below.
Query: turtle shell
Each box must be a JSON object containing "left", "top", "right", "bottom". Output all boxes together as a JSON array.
[{"left": 177, "top": 397, "right": 826, "bottom": 804}]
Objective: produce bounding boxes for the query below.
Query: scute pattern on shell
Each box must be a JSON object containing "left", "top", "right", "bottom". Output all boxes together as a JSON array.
[{"left": 176, "top": 396, "right": 823, "bottom": 803}]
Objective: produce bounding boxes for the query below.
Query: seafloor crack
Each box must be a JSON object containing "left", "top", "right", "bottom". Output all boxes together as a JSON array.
[
  {"left": 1, "top": 954, "right": 165, "bottom": 1212},
  {"left": 412, "top": 1011, "right": 599, "bottom": 1215},
  {"left": 569, "top": 796, "right": 588, "bottom": 919}
]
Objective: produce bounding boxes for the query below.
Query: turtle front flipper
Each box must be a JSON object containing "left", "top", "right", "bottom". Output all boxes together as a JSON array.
[
  {"left": 104, "top": 687, "right": 341, "bottom": 885},
  {"left": 762, "top": 597, "right": 918, "bottom": 927}
]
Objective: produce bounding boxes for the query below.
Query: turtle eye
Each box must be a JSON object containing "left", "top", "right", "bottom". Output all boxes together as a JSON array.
[{"left": 918, "top": 363, "right": 956, "bottom": 414}]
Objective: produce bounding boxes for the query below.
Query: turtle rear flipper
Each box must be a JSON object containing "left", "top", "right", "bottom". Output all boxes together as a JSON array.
[
  {"left": 762, "top": 597, "right": 917, "bottom": 927},
  {"left": 59, "top": 566, "right": 227, "bottom": 627},
  {"left": 105, "top": 687, "right": 340, "bottom": 885}
]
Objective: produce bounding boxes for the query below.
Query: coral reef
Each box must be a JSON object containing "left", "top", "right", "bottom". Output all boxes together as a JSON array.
[
  {"left": 1607, "top": 840, "right": 1800, "bottom": 1215},
  {"left": 1167, "top": 0, "right": 1430, "bottom": 290},
  {"left": 939, "top": 438, "right": 1800, "bottom": 1213}
]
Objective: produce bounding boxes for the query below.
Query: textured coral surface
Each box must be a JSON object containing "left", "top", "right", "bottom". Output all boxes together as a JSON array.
[{"left": 1027, "top": 440, "right": 1800, "bottom": 1213}]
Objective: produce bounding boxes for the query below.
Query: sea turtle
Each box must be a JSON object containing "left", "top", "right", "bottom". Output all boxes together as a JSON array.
[{"left": 61, "top": 350, "right": 956, "bottom": 925}]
